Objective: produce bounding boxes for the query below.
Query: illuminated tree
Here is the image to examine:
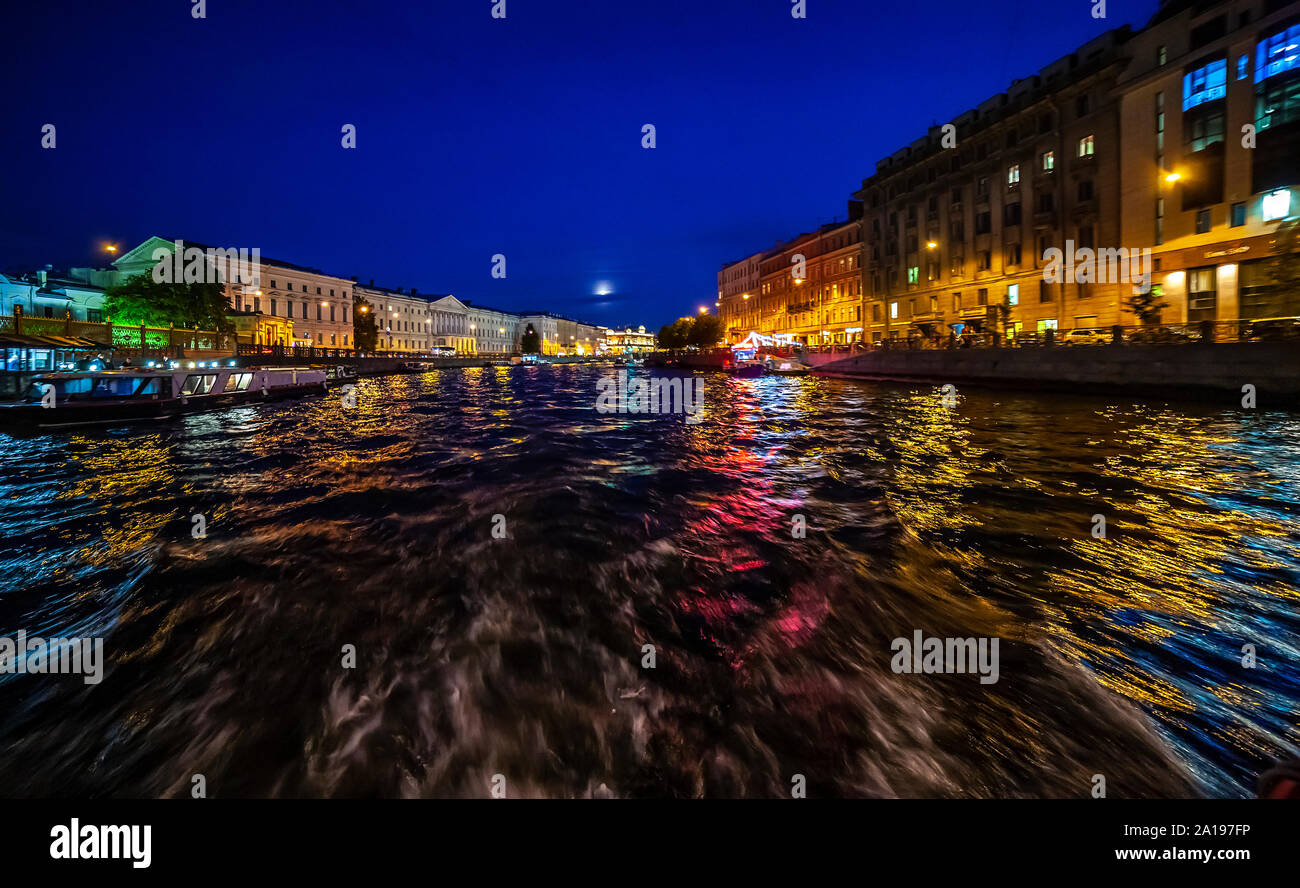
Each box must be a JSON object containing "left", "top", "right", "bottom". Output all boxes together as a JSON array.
[{"left": 103, "top": 273, "right": 232, "bottom": 331}]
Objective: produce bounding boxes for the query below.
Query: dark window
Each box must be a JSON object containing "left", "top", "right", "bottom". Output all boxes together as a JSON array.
[
  {"left": 1075, "top": 94, "right": 1090, "bottom": 117},
  {"left": 1231, "top": 202, "right": 1246, "bottom": 226},
  {"left": 1190, "top": 16, "right": 1226, "bottom": 51},
  {"left": 1196, "top": 208, "right": 1212, "bottom": 233},
  {"left": 975, "top": 212, "right": 991, "bottom": 235},
  {"left": 1004, "top": 203, "right": 1022, "bottom": 225},
  {"left": 1077, "top": 180, "right": 1094, "bottom": 201}
]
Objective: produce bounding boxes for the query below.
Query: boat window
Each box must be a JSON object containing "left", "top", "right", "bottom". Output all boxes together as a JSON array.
[
  {"left": 226, "top": 372, "right": 253, "bottom": 392},
  {"left": 91, "top": 377, "right": 143, "bottom": 398},
  {"left": 180, "top": 374, "right": 218, "bottom": 396},
  {"left": 133, "top": 377, "right": 163, "bottom": 396}
]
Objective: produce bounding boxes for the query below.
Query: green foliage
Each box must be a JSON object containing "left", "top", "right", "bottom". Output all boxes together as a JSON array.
[
  {"left": 1125, "top": 285, "right": 1170, "bottom": 324},
  {"left": 353, "top": 295, "right": 379, "bottom": 351},
  {"left": 687, "top": 313, "right": 723, "bottom": 348},
  {"left": 656, "top": 317, "right": 695, "bottom": 349},
  {"left": 520, "top": 323, "right": 541, "bottom": 354},
  {"left": 102, "top": 272, "right": 232, "bottom": 331}
]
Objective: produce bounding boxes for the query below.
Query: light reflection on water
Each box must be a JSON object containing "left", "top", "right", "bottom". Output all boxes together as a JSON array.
[{"left": 0, "top": 365, "right": 1297, "bottom": 797}]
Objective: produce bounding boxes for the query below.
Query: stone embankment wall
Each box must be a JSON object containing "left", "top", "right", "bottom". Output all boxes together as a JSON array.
[{"left": 814, "top": 342, "right": 1300, "bottom": 401}]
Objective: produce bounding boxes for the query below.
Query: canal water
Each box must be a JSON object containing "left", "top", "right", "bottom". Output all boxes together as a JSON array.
[{"left": 1, "top": 365, "right": 1297, "bottom": 798}]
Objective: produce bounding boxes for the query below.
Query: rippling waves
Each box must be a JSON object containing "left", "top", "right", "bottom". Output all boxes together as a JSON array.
[{"left": 1, "top": 365, "right": 1298, "bottom": 798}]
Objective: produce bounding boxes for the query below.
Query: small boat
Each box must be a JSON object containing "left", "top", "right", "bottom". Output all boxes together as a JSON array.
[
  {"left": 766, "top": 360, "right": 810, "bottom": 377},
  {"left": 314, "top": 364, "right": 359, "bottom": 385},
  {"left": 0, "top": 366, "right": 329, "bottom": 430},
  {"left": 725, "top": 362, "right": 765, "bottom": 378}
]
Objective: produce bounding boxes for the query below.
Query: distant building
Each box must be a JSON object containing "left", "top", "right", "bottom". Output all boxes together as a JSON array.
[
  {"left": 603, "top": 325, "right": 655, "bottom": 353},
  {"left": 0, "top": 268, "right": 106, "bottom": 321}
]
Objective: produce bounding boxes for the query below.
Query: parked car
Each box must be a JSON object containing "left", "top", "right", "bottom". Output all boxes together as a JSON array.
[
  {"left": 1061, "top": 328, "right": 1108, "bottom": 346},
  {"left": 1244, "top": 317, "right": 1300, "bottom": 341}
]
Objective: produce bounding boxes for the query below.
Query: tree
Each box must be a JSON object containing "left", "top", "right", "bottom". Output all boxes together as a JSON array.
[
  {"left": 102, "top": 272, "right": 232, "bottom": 331},
  {"left": 520, "top": 323, "right": 541, "bottom": 354},
  {"left": 657, "top": 317, "right": 694, "bottom": 349},
  {"left": 687, "top": 313, "right": 723, "bottom": 348},
  {"left": 1125, "top": 284, "right": 1170, "bottom": 325},
  {"left": 656, "top": 323, "right": 680, "bottom": 349},
  {"left": 353, "top": 295, "right": 379, "bottom": 352}
]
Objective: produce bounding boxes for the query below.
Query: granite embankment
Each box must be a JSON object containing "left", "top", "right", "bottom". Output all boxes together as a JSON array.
[{"left": 813, "top": 342, "right": 1300, "bottom": 402}]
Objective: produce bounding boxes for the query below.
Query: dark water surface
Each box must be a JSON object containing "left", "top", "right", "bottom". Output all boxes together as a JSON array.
[{"left": 1, "top": 365, "right": 1298, "bottom": 798}]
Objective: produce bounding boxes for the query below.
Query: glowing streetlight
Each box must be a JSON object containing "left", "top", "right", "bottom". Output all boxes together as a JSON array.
[
  {"left": 927, "top": 241, "right": 939, "bottom": 250},
  {"left": 104, "top": 244, "right": 118, "bottom": 255},
  {"left": 698, "top": 306, "right": 708, "bottom": 314},
  {"left": 1165, "top": 172, "right": 1182, "bottom": 183}
]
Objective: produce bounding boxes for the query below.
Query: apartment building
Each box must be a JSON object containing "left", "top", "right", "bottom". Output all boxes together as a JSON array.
[
  {"left": 1119, "top": 0, "right": 1300, "bottom": 322},
  {"left": 717, "top": 251, "right": 764, "bottom": 341},
  {"left": 856, "top": 29, "right": 1132, "bottom": 343}
]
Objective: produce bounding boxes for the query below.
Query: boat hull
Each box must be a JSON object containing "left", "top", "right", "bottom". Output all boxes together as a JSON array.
[{"left": 0, "top": 382, "right": 328, "bottom": 431}]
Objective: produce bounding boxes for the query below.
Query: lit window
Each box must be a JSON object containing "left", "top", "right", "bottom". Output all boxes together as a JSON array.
[
  {"left": 1008, "top": 284, "right": 1019, "bottom": 306},
  {"left": 889, "top": 301, "right": 899, "bottom": 319},
  {"left": 1182, "top": 59, "right": 1227, "bottom": 111},
  {"left": 1008, "top": 164, "right": 1020, "bottom": 185},
  {"left": 1042, "top": 151, "right": 1055, "bottom": 171},
  {"left": 1263, "top": 188, "right": 1292, "bottom": 222},
  {"left": 907, "top": 266, "right": 919, "bottom": 284},
  {"left": 1256, "top": 25, "right": 1300, "bottom": 82},
  {"left": 1077, "top": 135, "right": 1095, "bottom": 157},
  {"left": 1237, "top": 55, "right": 1250, "bottom": 80}
]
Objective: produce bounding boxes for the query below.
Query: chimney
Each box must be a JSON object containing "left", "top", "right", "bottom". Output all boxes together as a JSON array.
[{"left": 410, "top": 287, "right": 418, "bottom": 296}]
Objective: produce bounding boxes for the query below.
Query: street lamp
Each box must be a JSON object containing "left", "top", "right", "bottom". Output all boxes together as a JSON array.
[
  {"left": 1165, "top": 172, "right": 1182, "bottom": 183},
  {"left": 927, "top": 241, "right": 939, "bottom": 250}
]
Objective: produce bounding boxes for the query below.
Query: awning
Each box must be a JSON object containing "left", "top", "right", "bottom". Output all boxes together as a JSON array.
[{"left": 0, "top": 333, "right": 112, "bottom": 349}]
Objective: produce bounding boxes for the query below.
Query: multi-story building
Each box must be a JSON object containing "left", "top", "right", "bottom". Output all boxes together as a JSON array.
[
  {"left": 463, "top": 301, "right": 520, "bottom": 354},
  {"left": 856, "top": 29, "right": 1132, "bottom": 343},
  {"left": 603, "top": 325, "right": 656, "bottom": 353},
  {"left": 1119, "top": 0, "right": 1300, "bottom": 323},
  {"left": 356, "top": 283, "right": 439, "bottom": 353},
  {"left": 744, "top": 215, "right": 865, "bottom": 346},
  {"left": 1, "top": 268, "right": 106, "bottom": 321},
  {"left": 113, "top": 237, "right": 355, "bottom": 349},
  {"left": 717, "top": 251, "right": 764, "bottom": 342}
]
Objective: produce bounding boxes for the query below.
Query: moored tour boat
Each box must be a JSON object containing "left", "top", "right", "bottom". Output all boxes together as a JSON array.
[{"left": 0, "top": 366, "right": 329, "bottom": 430}]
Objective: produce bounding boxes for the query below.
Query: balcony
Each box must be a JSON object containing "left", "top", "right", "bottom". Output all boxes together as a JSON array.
[
  {"left": 959, "top": 305, "right": 991, "bottom": 320},
  {"left": 1033, "top": 210, "right": 1058, "bottom": 228}
]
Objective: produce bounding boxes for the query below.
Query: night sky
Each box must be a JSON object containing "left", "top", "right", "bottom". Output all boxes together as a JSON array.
[{"left": 3, "top": 0, "right": 1160, "bottom": 328}]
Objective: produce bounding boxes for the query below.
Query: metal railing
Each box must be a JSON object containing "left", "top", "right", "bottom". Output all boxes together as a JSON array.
[
  {"left": 724, "top": 319, "right": 1300, "bottom": 354},
  {"left": 1, "top": 313, "right": 236, "bottom": 355}
]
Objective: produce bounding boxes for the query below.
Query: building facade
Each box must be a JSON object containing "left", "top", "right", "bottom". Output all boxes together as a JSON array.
[
  {"left": 113, "top": 237, "right": 356, "bottom": 349},
  {"left": 719, "top": 0, "right": 1298, "bottom": 343},
  {"left": 857, "top": 29, "right": 1132, "bottom": 343},
  {"left": 1118, "top": 0, "right": 1300, "bottom": 323},
  {"left": 717, "top": 251, "right": 764, "bottom": 342},
  {"left": 356, "top": 283, "right": 438, "bottom": 353},
  {"left": 1, "top": 269, "right": 106, "bottom": 321}
]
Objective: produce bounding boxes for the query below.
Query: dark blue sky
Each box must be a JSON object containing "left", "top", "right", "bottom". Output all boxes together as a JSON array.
[{"left": 2, "top": 0, "right": 1160, "bottom": 328}]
